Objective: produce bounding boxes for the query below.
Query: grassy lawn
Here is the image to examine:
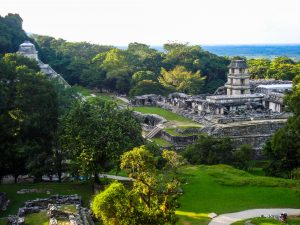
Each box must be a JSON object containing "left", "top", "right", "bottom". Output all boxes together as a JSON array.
[
  {"left": 0, "top": 182, "right": 93, "bottom": 217},
  {"left": 151, "top": 137, "right": 172, "bottom": 147},
  {"left": 0, "top": 218, "right": 7, "bottom": 225},
  {"left": 72, "top": 85, "right": 92, "bottom": 96},
  {"left": 177, "top": 165, "right": 300, "bottom": 224},
  {"left": 164, "top": 128, "right": 199, "bottom": 137},
  {"left": 25, "top": 211, "right": 48, "bottom": 225},
  {"left": 61, "top": 204, "right": 77, "bottom": 214},
  {"left": 132, "top": 106, "right": 201, "bottom": 126},
  {"left": 232, "top": 216, "right": 300, "bottom": 225},
  {"left": 95, "top": 93, "right": 126, "bottom": 104}
]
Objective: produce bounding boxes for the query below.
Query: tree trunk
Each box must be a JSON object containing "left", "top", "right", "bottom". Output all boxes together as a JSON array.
[
  {"left": 94, "top": 172, "right": 100, "bottom": 184},
  {"left": 14, "top": 174, "right": 18, "bottom": 183},
  {"left": 58, "top": 171, "right": 62, "bottom": 183}
]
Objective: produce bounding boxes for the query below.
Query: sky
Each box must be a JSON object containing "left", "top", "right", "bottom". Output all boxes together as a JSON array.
[{"left": 1, "top": 0, "right": 300, "bottom": 46}]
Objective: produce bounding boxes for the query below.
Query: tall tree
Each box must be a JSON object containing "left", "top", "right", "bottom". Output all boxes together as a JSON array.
[
  {"left": 0, "top": 53, "right": 58, "bottom": 181},
  {"left": 61, "top": 98, "right": 143, "bottom": 183},
  {"left": 159, "top": 66, "right": 205, "bottom": 94},
  {"left": 264, "top": 74, "right": 300, "bottom": 177},
  {"left": 92, "top": 146, "right": 185, "bottom": 225}
]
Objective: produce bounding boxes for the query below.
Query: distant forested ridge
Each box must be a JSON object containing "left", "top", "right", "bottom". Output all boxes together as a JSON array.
[
  {"left": 1, "top": 13, "right": 299, "bottom": 96},
  {"left": 33, "top": 37, "right": 230, "bottom": 95}
]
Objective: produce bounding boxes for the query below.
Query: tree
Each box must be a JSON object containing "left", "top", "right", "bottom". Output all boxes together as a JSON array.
[
  {"left": 92, "top": 146, "right": 184, "bottom": 225},
  {"left": 183, "top": 134, "right": 234, "bottom": 165},
  {"left": 0, "top": 13, "right": 29, "bottom": 54},
  {"left": 263, "top": 74, "right": 300, "bottom": 177},
  {"left": 129, "top": 80, "right": 168, "bottom": 97},
  {"left": 132, "top": 70, "right": 157, "bottom": 84},
  {"left": 0, "top": 53, "right": 58, "bottom": 181},
  {"left": 61, "top": 98, "right": 143, "bottom": 183},
  {"left": 232, "top": 144, "right": 255, "bottom": 171},
  {"left": 247, "top": 59, "right": 271, "bottom": 79},
  {"left": 159, "top": 66, "right": 205, "bottom": 94}
]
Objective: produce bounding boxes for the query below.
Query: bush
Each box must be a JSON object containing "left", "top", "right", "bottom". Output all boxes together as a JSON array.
[{"left": 183, "top": 134, "right": 234, "bottom": 165}]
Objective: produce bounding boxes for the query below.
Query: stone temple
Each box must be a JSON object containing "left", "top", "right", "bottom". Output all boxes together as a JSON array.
[
  {"left": 131, "top": 59, "right": 292, "bottom": 151},
  {"left": 17, "top": 41, "right": 70, "bottom": 87}
]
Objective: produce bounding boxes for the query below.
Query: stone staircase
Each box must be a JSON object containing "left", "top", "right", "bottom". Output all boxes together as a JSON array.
[{"left": 145, "top": 124, "right": 163, "bottom": 139}]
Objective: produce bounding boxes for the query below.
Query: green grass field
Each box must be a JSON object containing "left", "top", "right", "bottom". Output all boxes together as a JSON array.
[
  {"left": 0, "top": 182, "right": 93, "bottom": 217},
  {"left": 151, "top": 137, "right": 172, "bottom": 146},
  {"left": 1, "top": 165, "right": 299, "bottom": 225},
  {"left": 25, "top": 212, "right": 48, "bottom": 225},
  {"left": 132, "top": 106, "right": 201, "bottom": 126},
  {"left": 177, "top": 165, "right": 300, "bottom": 225}
]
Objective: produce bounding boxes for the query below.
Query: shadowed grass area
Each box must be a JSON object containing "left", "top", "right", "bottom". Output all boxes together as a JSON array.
[
  {"left": 0, "top": 218, "right": 7, "bottom": 225},
  {"left": 232, "top": 216, "right": 300, "bottom": 225},
  {"left": 25, "top": 211, "right": 48, "bottom": 225},
  {"left": 151, "top": 137, "right": 172, "bottom": 146},
  {"left": 164, "top": 128, "right": 199, "bottom": 137},
  {"left": 178, "top": 165, "right": 300, "bottom": 216},
  {"left": 0, "top": 182, "right": 93, "bottom": 217}
]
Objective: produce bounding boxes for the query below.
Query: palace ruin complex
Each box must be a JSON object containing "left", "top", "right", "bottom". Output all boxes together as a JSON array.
[{"left": 131, "top": 60, "right": 292, "bottom": 152}]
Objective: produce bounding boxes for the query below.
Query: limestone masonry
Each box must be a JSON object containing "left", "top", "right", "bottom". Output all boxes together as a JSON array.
[{"left": 131, "top": 59, "right": 292, "bottom": 151}]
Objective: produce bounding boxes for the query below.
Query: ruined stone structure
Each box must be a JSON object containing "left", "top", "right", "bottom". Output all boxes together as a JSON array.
[
  {"left": 130, "top": 59, "right": 292, "bottom": 151},
  {"left": 225, "top": 60, "right": 250, "bottom": 95},
  {"left": 17, "top": 41, "right": 70, "bottom": 88},
  {"left": 0, "top": 192, "right": 9, "bottom": 211},
  {"left": 8, "top": 195, "right": 94, "bottom": 225}
]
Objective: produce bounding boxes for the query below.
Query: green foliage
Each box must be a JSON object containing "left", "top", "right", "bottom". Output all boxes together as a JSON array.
[
  {"left": 35, "top": 34, "right": 230, "bottom": 95},
  {"left": 132, "top": 70, "right": 157, "bottom": 84},
  {"left": 92, "top": 182, "right": 130, "bottom": 225},
  {"left": 0, "top": 13, "right": 30, "bottom": 54},
  {"left": 129, "top": 80, "right": 168, "bottom": 97},
  {"left": 247, "top": 58, "right": 271, "bottom": 79},
  {"left": 183, "top": 134, "right": 234, "bottom": 165},
  {"left": 92, "top": 146, "right": 184, "bottom": 225},
  {"left": 247, "top": 57, "right": 300, "bottom": 80},
  {"left": 61, "top": 99, "right": 143, "bottom": 181},
  {"left": 0, "top": 53, "right": 58, "bottom": 181},
  {"left": 232, "top": 144, "right": 255, "bottom": 171},
  {"left": 291, "top": 168, "right": 300, "bottom": 180},
  {"left": 263, "top": 74, "right": 300, "bottom": 177},
  {"left": 159, "top": 66, "right": 205, "bottom": 94}
]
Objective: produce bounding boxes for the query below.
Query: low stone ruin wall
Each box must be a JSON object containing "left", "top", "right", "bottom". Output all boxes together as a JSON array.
[
  {"left": 0, "top": 192, "right": 9, "bottom": 211},
  {"left": 7, "top": 195, "right": 94, "bottom": 225},
  {"left": 161, "top": 131, "right": 198, "bottom": 146},
  {"left": 133, "top": 111, "right": 167, "bottom": 126},
  {"left": 210, "top": 120, "right": 287, "bottom": 150}
]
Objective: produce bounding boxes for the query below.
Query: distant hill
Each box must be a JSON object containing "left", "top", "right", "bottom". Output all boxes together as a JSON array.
[{"left": 149, "top": 45, "right": 300, "bottom": 60}]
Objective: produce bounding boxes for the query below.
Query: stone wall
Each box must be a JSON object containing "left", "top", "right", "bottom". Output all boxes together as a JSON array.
[
  {"left": 209, "top": 119, "right": 287, "bottom": 150},
  {"left": 0, "top": 192, "right": 8, "bottom": 211},
  {"left": 161, "top": 131, "right": 198, "bottom": 146}
]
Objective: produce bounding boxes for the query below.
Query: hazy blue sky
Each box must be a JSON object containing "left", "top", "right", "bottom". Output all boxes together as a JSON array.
[{"left": 1, "top": 0, "right": 300, "bottom": 45}]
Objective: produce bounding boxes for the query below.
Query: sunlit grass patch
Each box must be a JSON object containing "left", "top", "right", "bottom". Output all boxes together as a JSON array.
[{"left": 25, "top": 211, "right": 48, "bottom": 225}]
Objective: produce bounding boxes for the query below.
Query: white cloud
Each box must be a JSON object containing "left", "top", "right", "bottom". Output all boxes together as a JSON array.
[{"left": 1, "top": 0, "right": 300, "bottom": 45}]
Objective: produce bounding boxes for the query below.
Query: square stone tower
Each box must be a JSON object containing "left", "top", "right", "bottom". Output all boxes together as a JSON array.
[{"left": 225, "top": 59, "right": 250, "bottom": 95}]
